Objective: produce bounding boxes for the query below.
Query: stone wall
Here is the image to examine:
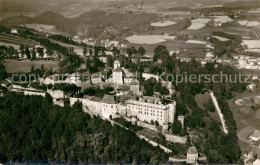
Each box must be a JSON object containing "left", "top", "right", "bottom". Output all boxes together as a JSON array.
[
  {"left": 163, "top": 133, "right": 187, "bottom": 144},
  {"left": 136, "top": 121, "right": 157, "bottom": 131},
  {"left": 137, "top": 134, "right": 172, "bottom": 154},
  {"left": 168, "top": 157, "right": 186, "bottom": 163},
  {"left": 24, "top": 91, "right": 46, "bottom": 97}
]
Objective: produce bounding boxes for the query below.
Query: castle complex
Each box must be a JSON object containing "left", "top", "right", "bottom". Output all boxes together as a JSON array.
[{"left": 70, "top": 94, "right": 176, "bottom": 126}]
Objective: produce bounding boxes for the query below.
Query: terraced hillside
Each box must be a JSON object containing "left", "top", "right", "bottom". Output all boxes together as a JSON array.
[{"left": 0, "top": 33, "right": 39, "bottom": 47}]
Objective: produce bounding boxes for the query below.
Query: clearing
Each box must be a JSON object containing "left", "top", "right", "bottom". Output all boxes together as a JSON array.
[{"left": 242, "top": 40, "right": 260, "bottom": 49}]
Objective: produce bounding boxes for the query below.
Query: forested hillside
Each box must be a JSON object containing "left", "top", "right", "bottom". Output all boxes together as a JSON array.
[{"left": 0, "top": 92, "right": 169, "bottom": 163}]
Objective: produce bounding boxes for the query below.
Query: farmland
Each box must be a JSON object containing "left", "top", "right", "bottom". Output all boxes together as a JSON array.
[
  {"left": 0, "top": 42, "right": 19, "bottom": 49},
  {"left": 212, "top": 35, "right": 230, "bottom": 41},
  {"left": 139, "top": 21, "right": 186, "bottom": 35},
  {"left": 126, "top": 35, "right": 176, "bottom": 44},
  {"left": 23, "top": 24, "right": 68, "bottom": 35},
  {"left": 0, "top": 33, "right": 38, "bottom": 47},
  {"left": 150, "top": 21, "right": 177, "bottom": 27},
  {"left": 187, "top": 23, "right": 206, "bottom": 30},
  {"left": 3, "top": 59, "right": 59, "bottom": 73},
  {"left": 128, "top": 39, "right": 207, "bottom": 58},
  {"left": 242, "top": 40, "right": 260, "bottom": 49},
  {"left": 50, "top": 39, "right": 84, "bottom": 56},
  {"left": 186, "top": 40, "right": 207, "bottom": 44},
  {"left": 187, "top": 18, "right": 211, "bottom": 30}
]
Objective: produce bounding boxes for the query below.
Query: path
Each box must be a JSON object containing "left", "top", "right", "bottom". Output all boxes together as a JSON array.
[{"left": 209, "top": 91, "right": 228, "bottom": 134}]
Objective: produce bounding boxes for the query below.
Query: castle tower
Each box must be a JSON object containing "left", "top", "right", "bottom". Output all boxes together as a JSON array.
[{"left": 114, "top": 60, "right": 120, "bottom": 69}]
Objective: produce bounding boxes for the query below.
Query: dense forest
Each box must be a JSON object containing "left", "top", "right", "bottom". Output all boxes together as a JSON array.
[{"left": 0, "top": 92, "right": 169, "bottom": 163}]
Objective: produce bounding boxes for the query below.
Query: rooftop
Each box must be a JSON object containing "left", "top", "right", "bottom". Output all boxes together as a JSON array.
[
  {"left": 187, "top": 146, "right": 198, "bottom": 155},
  {"left": 114, "top": 67, "right": 123, "bottom": 72},
  {"left": 103, "top": 94, "right": 116, "bottom": 104}
]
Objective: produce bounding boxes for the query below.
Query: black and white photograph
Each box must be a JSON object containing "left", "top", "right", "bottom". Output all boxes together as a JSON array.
[{"left": 0, "top": 0, "right": 260, "bottom": 164}]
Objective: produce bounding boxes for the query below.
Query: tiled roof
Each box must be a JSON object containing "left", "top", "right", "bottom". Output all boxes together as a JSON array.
[
  {"left": 130, "top": 79, "right": 139, "bottom": 85},
  {"left": 187, "top": 146, "right": 198, "bottom": 155},
  {"left": 103, "top": 94, "right": 116, "bottom": 104},
  {"left": 114, "top": 67, "right": 123, "bottom": 72}
]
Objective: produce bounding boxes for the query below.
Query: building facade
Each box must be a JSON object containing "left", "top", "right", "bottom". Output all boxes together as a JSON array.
[{"left": 126, "top": 99, "right": 176, "bottom": 125}]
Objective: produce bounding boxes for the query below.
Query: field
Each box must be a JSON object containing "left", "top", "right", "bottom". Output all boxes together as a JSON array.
[
  {"left": 242, "top": 40, "right": 260, "bottom": 49},
  {"left": 128, "top": 39, "right": 206, "bottom": 58},
  {"left": 247, "top": 21, "right": 260, "bottom": 27},
  {"left": 0, "top": 42, "right": 20, "bottom": 49},
  {"left": 49, "top": 39, "right": 84, "bottom": 56},
  {"left": 238, "top": 20, "right": 248, "bottom": 26},
  {"left": 212, "top": 35, "right": 230, "bottom": 41},
  {"left": 187, "top": 18, "right": 211, "bottom": 30},
  {"left": 212, "top": 16, "right": 233, "bottom": 23},
  {"left": 192, "top": 18, "right": 211, "bottom": 24},
  {"left": 150, "top": 21, "right": 177, "bottom": 27},
  {"left": 126, "top": 35, "right": 176, "bottom": 44},
  {"left": 245, "top": 49, "right": 260, "bottom": 53},
  {"left": 0, "top": 33, "right": 38, "bottom": 47},
  {"left": 139, "top": 21, "right": 186, "bottom": 35},
  {"left": 186, "top": 40, "right": 207, "bottom": 44},
  {"left": 187, "top": 23, "right": 206, "bottom": 30},
  {"left": 23, "top": 24, "right": 69, "bottom": 35},
  {"left": 3, "top": 59, "right": 59, "bottom": 73}
]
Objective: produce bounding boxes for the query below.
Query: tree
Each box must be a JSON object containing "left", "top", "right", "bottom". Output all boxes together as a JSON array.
[
  {"left": 86, "top": 57, "right": 91, "bottom": 71},
  {"left": 153, "top": 45, "right": 169, "bottom": 62},
  {"left": 143, "top": 78, "right": 157, "bottom": 96},
  {"left": 126, "top": 48, "right": 133, "bottom": 58},
  {"left": 138, "top": 47, "right": 146, "bottom": 58},
  {"left": 0, "top": 62, "right": 7, "bottom": 81},
  {"left": 180, "top": 128, "right": 186, "bottom": 136},
  {"left": 25, "top": 46, "right": 31, "bottom": 59},
  {"left": 155, "top": 121, "right": 159, "bottom": 127},
  {"left": 107, "top": 55, "right": 114, "bottom": 67},
  {"left": 31, "top": 48, "right": 36, "bottom": 60},
  {"left": 37, "top": 47, "right": 44, "bottom": 58},
  {"left": 19, "top": 45, "right": 24, "bottom": 58},
  {"left": 112, "top": 47, "right": 120, "bottom": 56},
  {"left": 160, "top": 86, "right": 169, "bottom": 95},
  {"left": 172, "top": 120, "right": 182, "bottom": 134},
  {"left": 89, "top": 49, "right": 93, "bottom": 56},
  {"left": 206, "top": 99, "right": 215, "bottom": 112},
  {"left": 131, "top": 47, "right": 137, "bottom": 55},
  {"left": 83, "top": 47, "right": 88, "bottom": 56}
]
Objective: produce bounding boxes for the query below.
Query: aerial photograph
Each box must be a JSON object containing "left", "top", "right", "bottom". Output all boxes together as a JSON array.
[{"left": 0, "top": 0, "right": 260, "bottom": 164}]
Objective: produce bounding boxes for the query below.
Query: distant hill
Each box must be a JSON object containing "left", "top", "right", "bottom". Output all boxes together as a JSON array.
[
  {"left": 0, "top": 0, "right": 33, "bottom": 12},
  {"left": 224, "top": 0, "right": 260, "bottom": 7},
  {"left": 0, "top": 10, "right": 157, "bottom": 35}
]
